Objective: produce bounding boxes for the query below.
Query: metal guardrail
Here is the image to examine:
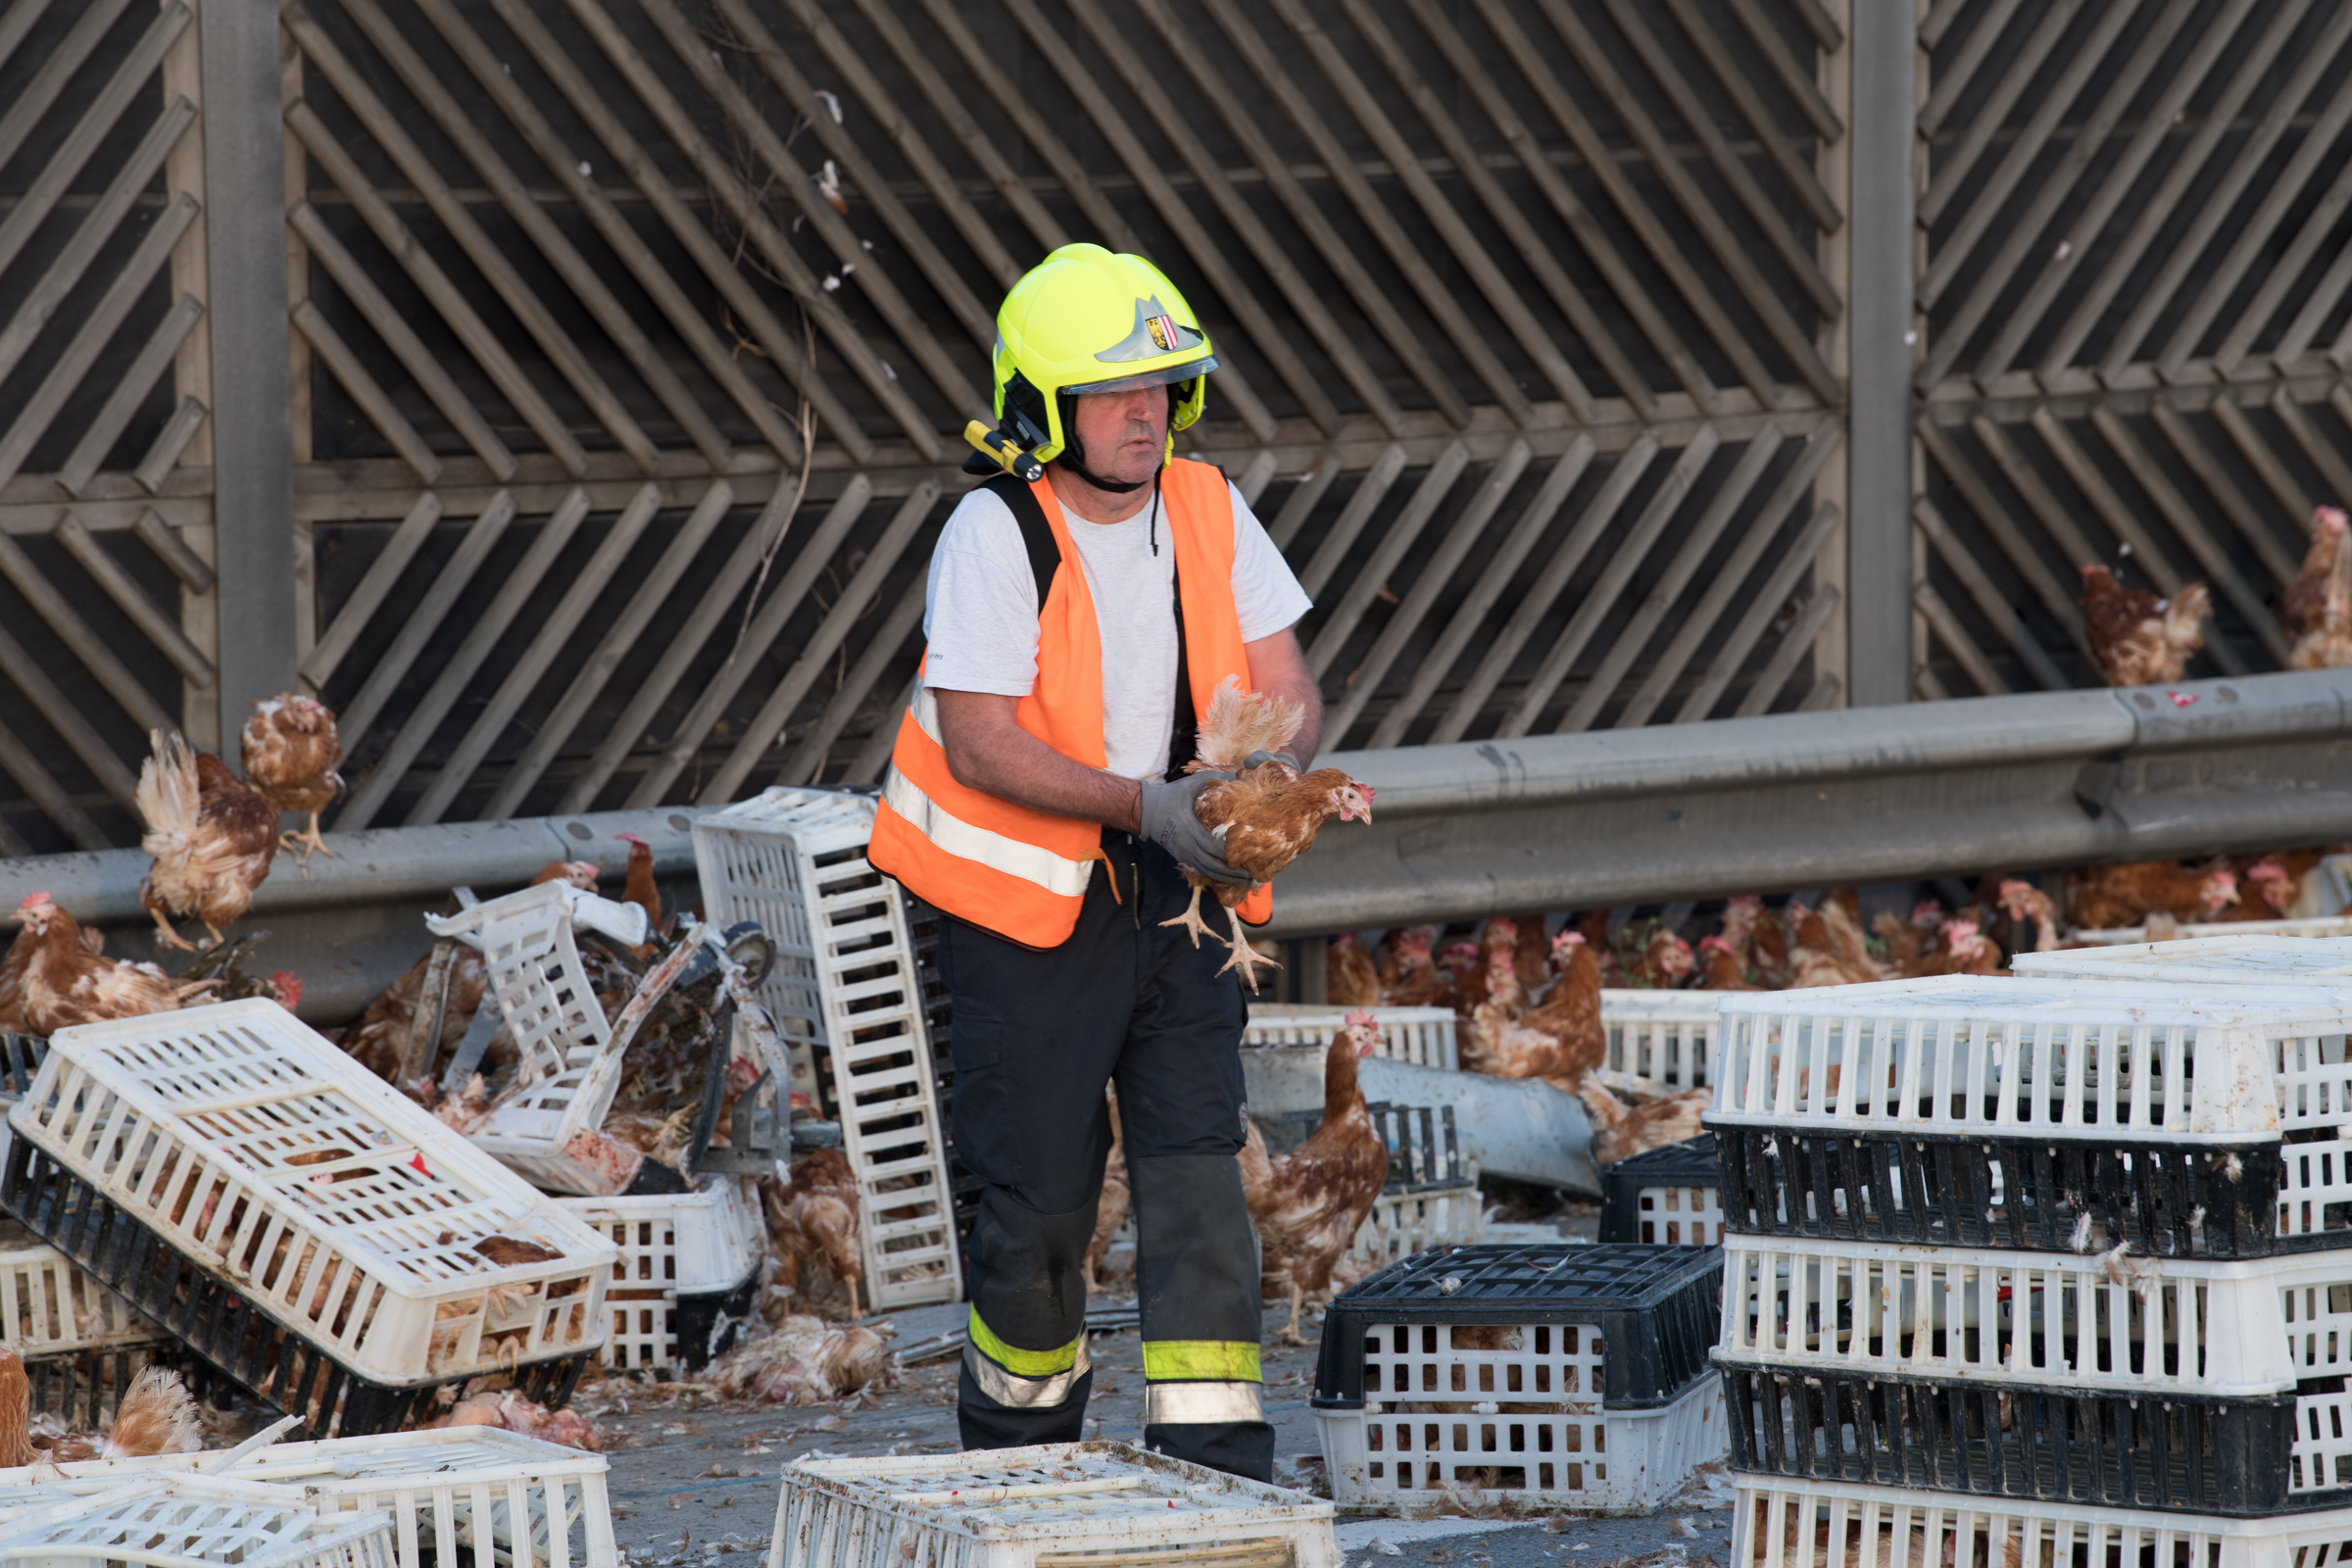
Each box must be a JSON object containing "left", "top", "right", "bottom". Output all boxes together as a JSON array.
[
  {"left": 5, "top": 668, "right": 2352, "bottom": 1015},
  {"left": 1257, "top": 666, "right": 2352, "bottom": 936}
]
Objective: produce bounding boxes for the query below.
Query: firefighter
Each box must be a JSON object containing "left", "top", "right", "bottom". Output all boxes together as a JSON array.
[{"left": 869, "top": 244, "right": 1318, "bottom": 1479}]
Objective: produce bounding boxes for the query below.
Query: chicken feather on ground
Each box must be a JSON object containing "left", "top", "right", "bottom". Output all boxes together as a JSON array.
[
  {"left": 14, "top": 893, "right": 212, "bottom": 1034},
  {"left": 1237, "top": 1011, "right": 1390, "bottom": 1344},
  {"left": 1161, "top": 678, "right": 1375, "bottom": 990},
  {"left": 760, "top": 1150, "right": 862, "bottom": 1321},
  {"left": 2080, "top": 564, "right": 2210, "bottom": 687},
  {"left": 1084, "top": 1086, "right": 1130, "bottom": 1294},
  {"left": 138, "top": 732, "right": 278, "bottom": 951},
  {"left": 2288, "top": 506, "right": 2352, "bottom": 670},
  {"left": 0, "top": 1348, "right": 199, "bottom": 1464},
  {"left": 240, "top": 693, "right": 343, "bottom": 865}
]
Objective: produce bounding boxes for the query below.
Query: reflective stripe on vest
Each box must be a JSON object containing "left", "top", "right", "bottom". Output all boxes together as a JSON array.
[{"left": 870, "top": 460, "right": 1265, "bottom": 947}]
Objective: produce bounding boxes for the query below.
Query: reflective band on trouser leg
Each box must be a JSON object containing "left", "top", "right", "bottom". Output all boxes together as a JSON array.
[
  {"left": 1145, "top": 1381, "right": 1265, "bottom": 1426},
  {"left": 964, "top": 1323, "right": 1091, "bottom": 1409}
]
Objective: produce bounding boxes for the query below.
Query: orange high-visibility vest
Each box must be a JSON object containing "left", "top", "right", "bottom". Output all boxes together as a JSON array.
[{"left": 871, "top": 460, "right": 1274, "bottom": 948}]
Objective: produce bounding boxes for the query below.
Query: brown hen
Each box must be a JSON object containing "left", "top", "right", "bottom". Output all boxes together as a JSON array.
[
  {"left": 2287, "top": 507, "right": 2352, "bottom": 670},
  {"left": 14, "top": 893, "right": 209, "bottom": 1034},
  {"left": 138, "top": 732, "right": 278, "bottom": 951},
  {"left": 1578, "top": 1081, "right": 1710, "bottom": 1164},
  {"left": 2064, "top": 858, "right": 2239, "bottom": 930},
  {"left": 1163, "top": 680, "right": 1375, "bottom": 990},
  {"left": 0, "top": 1350, "right": 199, "bottom": 1463},
  {"left": 2080, "top": 564, "right": 2210, "bottom": 687},
  {"left": 1237, "top": 1011, "right": 1390, "bottom": 1344},
  {"left": 1478, "top": 929, "right": 1604, "bottom": 1088},
  {"left": 1326, "top": 932, "right": 1381, "bottom": 1007},
  {"left": 761, "top": 1150, "right": 863, "bottom": 1320},
  {"left": 239, "top": 693, "right": 343, "bottom": 864}
]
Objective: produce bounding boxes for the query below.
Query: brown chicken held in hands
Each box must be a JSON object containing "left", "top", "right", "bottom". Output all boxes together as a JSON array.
[
  {"left": 138, "top": 731, "right": 277, "bottom": 951},
  {"left": 14, "top": 893, "right": 210, "bottom": 1035},
  {"left": 2287, "top": 507, "right": 2352, "bottom": 670},
  {"left": 240, "top": 694, "right": 343, "bottom": 865},
  {"left": 1162, "top": 680, "right": 1374, "bottom": 990},
  {"left": 2080, "top": 564, "right": 2210, "bottom": 687},
  {"left": 1237, "top": 1010, "right": 1390, "bottom": 1344},
  {"left": 760, "top": 1149, "right": 862, "bottom": 1320}
]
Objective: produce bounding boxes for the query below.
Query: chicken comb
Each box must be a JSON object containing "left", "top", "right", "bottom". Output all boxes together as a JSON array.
[{"left": 1341, "top": 1008, "right": 1380, "bottom": 1033}]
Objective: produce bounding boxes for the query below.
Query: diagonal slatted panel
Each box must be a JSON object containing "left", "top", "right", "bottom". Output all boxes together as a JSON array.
[{"left": 1917, "top": 0, "right": 2352, "bottom": 697}]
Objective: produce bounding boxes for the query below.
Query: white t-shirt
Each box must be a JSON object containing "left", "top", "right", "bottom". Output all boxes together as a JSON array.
[{"left": 921, "top": 478, "right": 1311, "bottom": 780}]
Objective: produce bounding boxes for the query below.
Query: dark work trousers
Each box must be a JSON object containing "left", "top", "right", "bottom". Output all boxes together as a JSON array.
[{"left": 932, "top": 829, "right": 1273, "bottom": 1481}]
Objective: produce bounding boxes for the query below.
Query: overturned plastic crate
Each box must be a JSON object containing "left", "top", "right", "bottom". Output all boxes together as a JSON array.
[
  {"left": 1244, "top": 1005, "right": 1458, "bottom": 1069},
  {"left": 1600, "top": 991, "right": 1721, "bottom": 1091},
  {"left": 562, "top": 1176, "right": 762, "bottom": 1372},
  {"left": 1313, "top": 1244, "right": 1725, "bottom": 1510},
  {"left": 0, "top": 1213, "right": 173, "bottom": 1425},
  {"left": 0, "top": 1475, "right": 397, "bottom": 1568},
  {"left": 0, "top": 1428, "right": 616, "bottom": 1568},
  {"left": 2066, "top": 914, "right": 2352, "bottom": 947},
  {"left": 693, "top": 788, "right": 960, "bottom": 1310},
  {"left": 768, "top": 1442, "right": 1338, "bottom": 1568},
  {"left": 2, "top": 999, "right": 615, "bottom": 1436},
  {"left": 1730, "top": 1475, "right": 2352, "bottom": 1568},
  {"left": 1705, "top": 976, "right": 2352, "bottom": 1258},
  {"left": 419, "top": 882, "right": 664, "bottom": 1197},
  {"left": 1714, "top": 1234, "right": 2352, "bottom": 1512},
  {"left": 1598, "top": 1134, "right": 1723, "bottom": 1245}
]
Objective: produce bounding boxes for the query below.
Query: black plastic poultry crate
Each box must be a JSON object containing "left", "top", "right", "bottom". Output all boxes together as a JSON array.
[
  {"left": 25, "top": 1343, "right": 175, "bottom": 1428},
  {"left": 1721, "top": 1364, "right": 2321, "bottom": 1516},
  {"left": 0, "top": 1137, "right": 586, "bottom": 1438},
  {"left": 0, "top": 1035, "right": 44, "bottom": 1097},
  {"left": 1314, "top": 1244, "right": 1723, "bottom": 1412},
  {"left": 672, "top": 1266, "right": 761, "bottom": 1372},
  {"left": 1599, "top": 1134, "right": 1721, "bottom": 1245},
  {"left": 1709, "top": 1124, "right": 2288, "bottom": 1258}
]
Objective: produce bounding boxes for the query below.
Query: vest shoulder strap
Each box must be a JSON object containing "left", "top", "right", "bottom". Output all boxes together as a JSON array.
[{"left": 982, "top": 475, "right": 1059, "bottom": 611}]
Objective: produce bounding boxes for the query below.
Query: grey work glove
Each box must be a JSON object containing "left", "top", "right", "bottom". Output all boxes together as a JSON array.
[
  {"left": 1138, "top": 772, "right": 1251, "bottom": 885},
  {"left": 1242, "top": 750, "right": 1301, "bottom": 774}
]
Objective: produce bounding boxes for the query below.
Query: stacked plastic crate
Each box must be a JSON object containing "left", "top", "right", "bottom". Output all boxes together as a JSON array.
[
  {"left": 1312, "top": 1244, "right": 1725, "bottom": 1510},
  {"left": 695, "top": 788, "right": 962, "bottom": 1311},
  {"left": 1707, "top": 973, "right": 2352, "bottom": 1568}
]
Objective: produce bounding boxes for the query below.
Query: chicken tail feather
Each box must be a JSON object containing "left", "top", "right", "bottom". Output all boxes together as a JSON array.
[
  {"left": 1187, "top": 676, "right": 1303, "bottom": 773},
  {"left": 100, "top": 1366, "right": 200, "bottom": 1459},
  {"left": 135, "top": 730, "right": 201, "bottom": 856}
]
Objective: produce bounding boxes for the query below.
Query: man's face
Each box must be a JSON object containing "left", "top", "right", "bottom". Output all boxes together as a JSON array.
[{"left": 1066, "top": 385, "right": 1170, "bottom": 487}]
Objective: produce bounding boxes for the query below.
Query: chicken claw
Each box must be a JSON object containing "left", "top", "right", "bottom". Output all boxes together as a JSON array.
[
  {"left": 1274, "top": 1279, "right": 1308, "bottom": 1347},
  {"left": 282, "top": 812, "right": 335, "bottom": 869},
  {"left": 1212, "top": 905, "right": 1282, "bottom": 993},
  {"left": 147, "top": 910, "right": 196, "bottom": 953},
  {"left": 1159, "top": 881, "right": 1217, "bottom": 949}
]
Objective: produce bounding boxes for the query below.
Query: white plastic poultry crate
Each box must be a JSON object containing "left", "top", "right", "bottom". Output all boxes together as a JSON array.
[
  {"left": 1732, "top": 1475, "right": 2352, "bottom": 1568},
  {"left": 562, "top": 1176, "right": 763, "bottom": 1371},
  {"left": 1316, "top": 1368, "right": 1723, "bottom": 1512},
  {"left": 0, "top": 1429, "right": 617, "bottom": 1568},
  {"left": 1715, "top": 1235, "right": 2317, "bottom": 1397},
  {"left": 1243, "top": 1005, "right": 1457, "bottom": 1069},
  {"left": 421, "top": 881, "right": 658, "bottom": 1196},
  {"left": 1599, "top": 990, "right": 1722, "bottom": 1091},
  {"left": 1709, "top": 975, "right": 2352, "bottom": 1141},
  {"left": 0, "top": 1234, "right": 162, "bottom": 1357},
  {"left": 0, "top": 1475, "right": 397, "bottom": 1568},
  {"left": 2067, "top": 913, "right": 2352, "bottom": 946},
  {"left": 2015, "top": 932, "right": 2352, "bottom": 983},
  {"left": 766, "top": 1442, "right": 1338, "bottom": 1568},
  {"left": 694, "top": 788, "right": 961, "bottom": 1311},
  {"left": 3, "top": 999, "right": 614, "bottom": 1410}
]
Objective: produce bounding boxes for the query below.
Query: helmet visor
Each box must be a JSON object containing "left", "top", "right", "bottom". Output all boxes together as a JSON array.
[{"left": 1058, "top": 356, "right": 1218, "bottom": 399}]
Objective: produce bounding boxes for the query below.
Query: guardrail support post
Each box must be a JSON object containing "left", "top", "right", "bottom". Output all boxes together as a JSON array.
[{"left": 1845, "top": 0, "right": 1918, "bottom": 708}]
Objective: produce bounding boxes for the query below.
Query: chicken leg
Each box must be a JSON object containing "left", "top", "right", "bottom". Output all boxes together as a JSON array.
[
  {"left": 1159, "top": 877, "right": 1219, "bottom": 949},
  {"left": 1279, "top": 1278, "right": 1307, "bottom": 1347},
  {"left": 1212, "top": 903, "right": 1282, "bottom": 993},
  {"left": 146, "top": 906, "right": 195, "bottom": 953},
  {"left": 284, "top": 810, "right": 334, "bottom": 866}
]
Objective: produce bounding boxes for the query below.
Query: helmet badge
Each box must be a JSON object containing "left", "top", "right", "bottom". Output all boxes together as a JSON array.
[{"left": 1096, "top": 294, "right": 1205, "bottom": 363}]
